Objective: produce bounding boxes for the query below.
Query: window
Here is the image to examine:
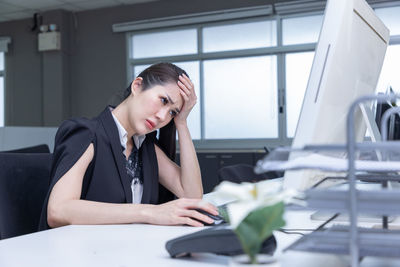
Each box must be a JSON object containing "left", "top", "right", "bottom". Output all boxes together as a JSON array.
[
  {"left": 131, "top": 29, "right": 197, "bottom": 59},
  {"left": 202, "top": 20, "right": 276, "bottom": 52},
  {"left": 281, "top": 14, "right": 323, "bottom": 139},
  {"left": 203, "top": 56, "right": 278, "bottom": 139},
  {"left": 0, "top": 52, "right": 4, "bottom": 127},
  {"left": 376, "top": 45, "right": 400, "bottom": 94},
  {"left": 375, "top": 6, "right": 400, "bottom": 36},
  {"left": 285, "top": 52, "right": 314, "bottom": 137},
  {"left": 282, "top": 15, "right": 323, "bottom": 45},
  {"left": 127, "top": 11, "right": 326, "bottom": 148},
  {"left": 375, "top": 6, "right": 400, "bottom": 96}
]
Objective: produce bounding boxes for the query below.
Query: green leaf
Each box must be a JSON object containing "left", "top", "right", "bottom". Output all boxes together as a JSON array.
[{"left": 233, "top": 201, "right": 285, "bottom": 264}]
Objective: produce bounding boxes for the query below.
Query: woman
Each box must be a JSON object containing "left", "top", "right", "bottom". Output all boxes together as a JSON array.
[{"left": 38, "top": 63, "right": 218, "bottom": 230}]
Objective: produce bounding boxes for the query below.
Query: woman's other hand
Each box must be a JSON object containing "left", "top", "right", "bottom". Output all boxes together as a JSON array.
[
  {"left": 174, "top": 74, "right": 197, "bottom": 126},
  {"left": 143, "top": 198, "right": 218, "bottom": 227}
]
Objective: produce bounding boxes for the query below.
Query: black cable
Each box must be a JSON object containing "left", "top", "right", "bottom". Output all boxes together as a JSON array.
[
  {"left": 30, "top": 13, "right": 42, "bottom": 32},
  {"left": 278, "top": 213, "right": 340, "bottom": 237},
  {"left": 278, "top": 229, "right": 306, "bottom": 236}
]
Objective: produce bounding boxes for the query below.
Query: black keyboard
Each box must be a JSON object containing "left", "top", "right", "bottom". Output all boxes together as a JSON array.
[{"left": 166, "top": 224, "right": 277, "bottom": 257}]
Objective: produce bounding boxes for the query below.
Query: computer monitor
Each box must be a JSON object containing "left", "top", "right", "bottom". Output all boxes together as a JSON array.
[{"left": 283, "top": 0, "right": 390, "bottom": 190}]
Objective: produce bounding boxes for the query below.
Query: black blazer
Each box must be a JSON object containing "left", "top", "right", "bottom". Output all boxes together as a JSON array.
[{"left": 39, "top": 107, "right": 164, "bottom": 230}]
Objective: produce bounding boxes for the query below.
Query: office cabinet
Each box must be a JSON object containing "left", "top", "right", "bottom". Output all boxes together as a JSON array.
[
  {"left": 176, "top": 152, "right": 263, "bottom": 193},
  {"left": 175, "top": 152, "right": 219, "bottom": 193},
  {"left": 219, "top": 153, "right": 253, "bottom": 167},
  {"left": 197, "top": 153, "right": 220, "bottom": 193}
]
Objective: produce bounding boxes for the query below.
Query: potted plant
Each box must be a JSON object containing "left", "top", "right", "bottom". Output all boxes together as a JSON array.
[{"left": 212, "top": 180, "right": 297, "bottom": 264}]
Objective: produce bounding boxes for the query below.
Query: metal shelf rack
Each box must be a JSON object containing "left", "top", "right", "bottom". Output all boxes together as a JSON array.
[{"left": 256, "top": 94, "right": 400, "bottom": 267}]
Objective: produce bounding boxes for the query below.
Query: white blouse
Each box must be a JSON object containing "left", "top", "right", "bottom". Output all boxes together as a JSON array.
[{"left": 111, "top": 110, "right": 146, "bottom": 204}]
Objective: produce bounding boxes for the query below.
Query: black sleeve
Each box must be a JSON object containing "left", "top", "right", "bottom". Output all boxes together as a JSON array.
[
  {"left": 38, "top": 118, "right": 96, "bottom": 231},
  {"left": 50, "top": 118, "right": 96, "bottom": 185}
]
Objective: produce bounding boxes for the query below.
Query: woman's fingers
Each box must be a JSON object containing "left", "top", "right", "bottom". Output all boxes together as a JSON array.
[
  {"left": 159, "top": 199, "right": 220, "bottom": 227},
  {"left": 181, "top": 216, "right": 204, "bottom": 227},
  {"left": 178, "top": 80, "right": 191, "bottom": 96},
  {"left": 182, "top": 209, "right": 214, "bottom": 224},
  {"left": 178, "top": 75, "right": 196, "bottom": 101},
  {"left": 176, "top": 75, "right": 197, "bottom": 120},
  {"left": 179, "top": 88, "right": 190, "bottom": 102},
  {"left": 197, "top": 203, "right": 219, "bottom": 216},
  {"left": 178, "top": 198, "right": 219, "bottom": 216},
  {"left": 179, "top": 74, "right": 194, "bottom": 91}
]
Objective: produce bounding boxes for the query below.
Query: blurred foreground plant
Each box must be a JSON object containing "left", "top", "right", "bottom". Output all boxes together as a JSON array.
[{"left": 212, "top": 180, "right": 297, "bottom": 264}]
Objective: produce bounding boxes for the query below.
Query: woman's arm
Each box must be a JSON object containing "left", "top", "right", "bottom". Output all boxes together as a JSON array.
[
  {"left": 156, "top": 74, "right": 203, "bottom": 199},
  {"left": 48, "top": 144, "right": 215, "bottom": 228}
]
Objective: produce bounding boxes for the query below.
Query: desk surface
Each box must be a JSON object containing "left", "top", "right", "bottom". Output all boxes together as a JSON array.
[{"left": 1, "top": 210, "right": 400, "bottom": 267}]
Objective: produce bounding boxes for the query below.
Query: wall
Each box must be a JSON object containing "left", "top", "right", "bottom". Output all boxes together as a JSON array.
[{"left": 0, "top": 0, "right": 274, "bottom": 126}]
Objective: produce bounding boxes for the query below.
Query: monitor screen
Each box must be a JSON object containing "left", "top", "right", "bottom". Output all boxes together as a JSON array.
[{"left": 283, "top": 0, "right": 390, "bottom": 190}]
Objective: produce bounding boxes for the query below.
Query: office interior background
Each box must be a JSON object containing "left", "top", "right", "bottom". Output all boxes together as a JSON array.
[{"left": 0, "top": 0, "right": 399, "bottom": 192}]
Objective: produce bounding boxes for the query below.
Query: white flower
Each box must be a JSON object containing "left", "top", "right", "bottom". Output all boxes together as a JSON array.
[{"left": 212, "top": 180, "right": 299, "bottom": 228}]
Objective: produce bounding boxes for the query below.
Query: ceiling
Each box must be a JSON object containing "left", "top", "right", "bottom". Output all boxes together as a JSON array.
[{"left": 0, "top": 0, "right": 158, "bottom": 22}]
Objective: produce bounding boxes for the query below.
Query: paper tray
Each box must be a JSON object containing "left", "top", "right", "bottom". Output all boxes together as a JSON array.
[{"left": 286, "top": 225, "right": 400, "bottom": 258}]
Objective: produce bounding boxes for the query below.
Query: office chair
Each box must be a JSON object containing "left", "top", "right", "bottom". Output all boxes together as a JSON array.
[
  {"left": 2, "top": 144, "right": 50, "bottom": 153},
  {"left": 218, "top": 163, "right": 282, "bottom": 184},
  {"left": 0, "top": 153, "right": 52, "bottom": 239}
]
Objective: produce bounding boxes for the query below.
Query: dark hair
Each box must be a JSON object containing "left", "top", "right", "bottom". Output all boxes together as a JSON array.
[{"left": 123, "top": 62, "right": 189, "bottom": 99}]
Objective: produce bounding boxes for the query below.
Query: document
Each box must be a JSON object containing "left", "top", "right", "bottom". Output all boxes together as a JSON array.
[{"left": 256, "top": 153, "right": 400, "bottom": 172}]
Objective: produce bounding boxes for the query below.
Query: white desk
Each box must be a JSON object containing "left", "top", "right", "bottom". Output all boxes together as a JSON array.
[{"left": 1, "top": 210, "right": 400, "bottom": 267}]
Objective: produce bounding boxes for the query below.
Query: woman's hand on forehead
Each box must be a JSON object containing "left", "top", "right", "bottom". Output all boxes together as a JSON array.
[{"left": 174, "top": 74, "right": 197, "bottom": 125}]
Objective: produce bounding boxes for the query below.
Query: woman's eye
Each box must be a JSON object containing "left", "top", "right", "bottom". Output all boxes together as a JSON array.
[
  {"left": 169, "top": 110, "right": 177, "bottom": 117},
  {"left": 161, "top": 97, "right": 168, "bottom": 105}
]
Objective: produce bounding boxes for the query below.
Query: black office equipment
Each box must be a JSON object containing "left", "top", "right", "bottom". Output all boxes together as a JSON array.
[
  {"left": 375, "top": 99, "right": 400, "bottom": 140},
  {"left": 218, "top": 163, "right": 281, "bottom": 184},
  {"left": 1, "top": 144, "right": 50, "bottom": 153},
  {"left": 0, "top": 153, "right": 52, "bottom": 239},
  {"left": 165, "top": 224, "right": 277, "bottom": 258}
]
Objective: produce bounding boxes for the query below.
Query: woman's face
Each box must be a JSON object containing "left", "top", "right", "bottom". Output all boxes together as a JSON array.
[{"left": 128, "top": 80, "right": 183, "bottom": 135}]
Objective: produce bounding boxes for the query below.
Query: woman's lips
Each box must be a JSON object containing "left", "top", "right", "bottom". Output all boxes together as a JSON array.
[{"left": 145, "top": 119, "right": 155, "bottom": 130}]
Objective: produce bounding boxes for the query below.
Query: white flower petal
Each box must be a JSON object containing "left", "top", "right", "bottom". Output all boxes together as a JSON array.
[
  {"left": 227, "top": 201, "right": 260, "bottom": 228},
  {"left": 211, "top": 180, "right": 300, "bottom": 229}
]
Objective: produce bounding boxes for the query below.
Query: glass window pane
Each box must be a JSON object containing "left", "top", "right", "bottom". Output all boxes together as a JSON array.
[
  {"left": 376, "top": 45, "right": 400, "bottom": 94},
  {"left": 203, "top": 20, "right": 276, "bottom": 52},
  {"left": 132, "top": 29, "right": 197, "bottom": 59},
  {"left": 285, "top": 52, "right": 315, "bottom": 138},
  {"left": 134, "top": 64, "right": 151, "bottom": 78},
  {"left": 283, "top": 15, "right": 323, "bottom": 45},
  {"left": 0, "top": 52, "right": 3, "bottom": 71},
  {"left": 0, "top": 76, "right": 3, "bottom": 127},
  {"left": 375, "top": 6, "right": 400, "bottom": 36},
  {"left": 204, "top": 56, "right": 278, "bottom": 139},
  {"left": 134, "top": 62, "right": 201, "bottom": 140}
]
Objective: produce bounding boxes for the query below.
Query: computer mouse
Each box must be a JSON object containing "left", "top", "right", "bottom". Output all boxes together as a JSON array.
[{"left": 193, "top": 208, "right": 226, "bottom": 226}]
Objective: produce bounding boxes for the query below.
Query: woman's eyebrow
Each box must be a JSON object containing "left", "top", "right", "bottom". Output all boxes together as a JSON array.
[
  {"left": 165, "top": 94, "right": 175, "bottom": 105},
  {"left": 165, "top": 93, "right": 180, "bottom": 113}
]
